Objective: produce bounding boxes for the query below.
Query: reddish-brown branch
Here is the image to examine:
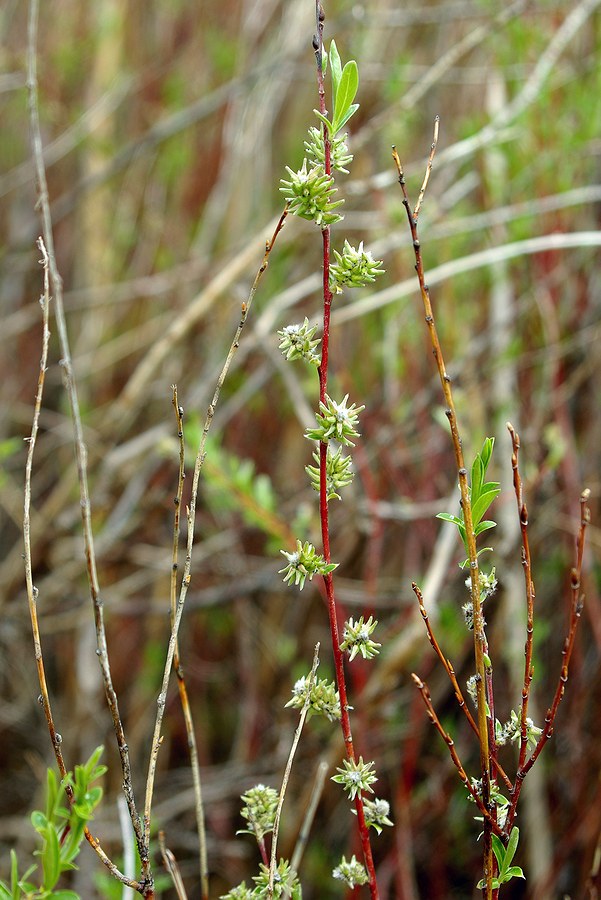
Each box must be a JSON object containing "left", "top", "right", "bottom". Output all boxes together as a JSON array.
[
  {"left": 507, "top": 424, "right": 536, "bottom": 775},
  {"left": 411, "top": 675, "right": 505, "bottom": 839},
  {"left": 412, "top": 583, "right": 513, "bottom": 793},
  {"left": 393, "top": 129, "right": 494, "bottom": 896},
  {"left": 508, "top": 489, "right": 590, "bottom": 823}
]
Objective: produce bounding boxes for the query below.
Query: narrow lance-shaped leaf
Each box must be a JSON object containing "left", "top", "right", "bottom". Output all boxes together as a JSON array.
[
  {"left": 329, "top": 39, "right": 343, "bottom": 105},
  {"left": 332, "top": 60, "right": 359, "bottom": 135}
]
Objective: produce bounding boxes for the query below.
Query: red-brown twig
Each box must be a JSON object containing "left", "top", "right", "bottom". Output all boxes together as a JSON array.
[
  {"left": 412, "top": 583, "right": 512, "bottom": 793},
  {"left": 314, "top": 4, "right": 379, "bottom": 896},
  {"left": 508, "top": 488, "right": 590, "bottom": 823},
  {"left": 393, "top": 125, "right": 494, "bottom": 896},
  {"left": 506, "top": 424, "right": 536, "bottom": 775},
  {"left": 411, "top": 675, "right": 505, "bottom": 838}
]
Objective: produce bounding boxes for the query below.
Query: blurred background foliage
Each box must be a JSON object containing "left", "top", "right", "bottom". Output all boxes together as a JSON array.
[{"left": 1, "top": 0, "right": 600, "bottom": 897}]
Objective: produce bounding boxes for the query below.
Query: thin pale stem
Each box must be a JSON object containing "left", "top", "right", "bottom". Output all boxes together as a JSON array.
[
  {"left": 289, "top": 760, "right": 329, "bottom": 875},
  {"left": 169, "top": 389, "right": 208, "bottom": 900},
  {"left": 159, "top": 832, "right": 189, "bottom": 900},
  {"left": 23, "top": 239, "right": 67, "bottom": 776},
  {"left": 27, "top": 2, "right": 147, "bottom": 891},
  {"left": 268, "top": 645, "right": 320, "bottom": 900},
  {"left": 142, "top": 209, "right": 288, "bottom": 853},
  {"left": 393, "top": 131, "right": 493, "bottom": 896}
]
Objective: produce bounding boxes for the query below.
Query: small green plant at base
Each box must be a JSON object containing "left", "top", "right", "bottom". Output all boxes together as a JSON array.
[{"left": 0, "top": 748, "right": 106, "bottom": 900}]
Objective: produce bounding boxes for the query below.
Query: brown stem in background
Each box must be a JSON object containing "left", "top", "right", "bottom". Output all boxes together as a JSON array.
[{"left": 393, "top": 125, "right": 494, "bottom": 896}]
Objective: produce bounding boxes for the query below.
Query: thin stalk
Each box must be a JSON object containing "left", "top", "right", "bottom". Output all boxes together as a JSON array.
[
  {"left": 23, "top": 239, "right": 67, "bottom": 778},
  {"left": 508, "top": 489, "right": 590, "bottom": 822},
  {"left": 393, "top": 126, "right": 493, "bottom": 896},
  {"left": 142, "top": 208, "right": 288, "bottom": 857},
  {"left": 412, "top": 583, "right": 512, "bottom": 792},
  {"left": 507, "top": 424, "right": 536, "bottom": 775},
  {"left": 411, "top": 676, "right": 505, "bottom": 838},
  {"left": 289, "top": 760, "right": 329, "bottom": 875},
  {"left": 27, "top": 2, "right": 147, "bottom": 892},
  {"left": 159, "top": 832, "right": 188, "bottom": 900},
  {"left": 313, "top": 4, "right": 379, "bottom": 896},
  {"left": 169, "top": 389, "right": 208, "bottom": 900},
  {"left": 268, "top": 645, "right": 320, "bottom": 900}
]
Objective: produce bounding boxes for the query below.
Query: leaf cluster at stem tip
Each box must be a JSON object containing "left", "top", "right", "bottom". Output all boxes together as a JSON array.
[
  {"left": 437, "top": 437, "right": 500, "bottom": 568},
  {"left": 316, "top": 40, "right": 359, "bottom": 137}
]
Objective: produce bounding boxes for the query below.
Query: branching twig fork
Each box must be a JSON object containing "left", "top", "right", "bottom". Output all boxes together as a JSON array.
[
  {"left": 412, "top": 583, "right": 513, "bottom": 793},
  {"left": 508, "top": 489, "right": 590, "bottom": 824},
  {"left": 411, "top": 675, "right": 505, "bottom": 839}
]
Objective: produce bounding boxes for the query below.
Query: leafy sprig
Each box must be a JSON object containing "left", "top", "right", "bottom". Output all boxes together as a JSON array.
[
  {"left": 315, "top": 41, "right": 359, "bottom": 137},
  {"left": 0, "top": 748, "right": 106, "bottom": 900},
  {"left": 437, "top": 437, "right": 500, "bottom": 568}
]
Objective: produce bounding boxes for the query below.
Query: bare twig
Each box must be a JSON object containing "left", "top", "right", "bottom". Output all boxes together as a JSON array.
[
  {"left": 159, "top": 832, "right": 189, "bottom": 900},
  {"left": 412, "top": 583, "right": 512, "bottom": 792},
  {"left": 506, "top": 424, "right": 537, "bottom": 774},
  {"left": 289, "top": 760, "right": 329, "bottom": 875},
  {"left": 142, "top": 209, "right": 288, "bottom": 861},
  {"left": 26, "top": 1, "right": 146, "bottom": 891},
  {"left": 23, "top": 237, "right": 67, "bottom": 773},
  {"left": 509, "top": 489, "right": 590, "bottom": 819},
  {"left": 393, "top": 124, "right": 494, "bottom": 896},
  {"left": 411, "top": 675, "right": 504, "bottom": 838},
  {"left": 167, "top": 388, "right": 209, "bottom": 899}
]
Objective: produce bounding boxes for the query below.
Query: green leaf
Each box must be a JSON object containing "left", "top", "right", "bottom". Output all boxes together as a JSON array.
[
  {"left": 51, "top": 892, "right": 81, "bottom": 899},
  {"left": 471, "top": 454, "right": 484, "bottom": 502},
  {"left": 45, "top": 769, "right": 59, "bottom": 821},
  {"left": 503, "top": 827, "right": 520, "bottom": 873},
  {"left": 332, "top": 60, "right": 359, "bottom": 134},
  {"left": 313, "top": 109, "right": 333, "bottom": 135},
  {"left": 333, "top": 103, "right": 359, "bottom": 135},
  {"left": 474, "top": 519, "right": 497, "bottom": 536},
  {"left": 436, "top": 512, "right": 463, "bottom": 526},
  {"left": 0, "top": 883, "right": 12, "bottom": 900},
  {"left": 10, "top": 849, "right": 20, "bottom": 899},
  {"left": 491, "top": 834, "right": 505, "bottom": 870},
  {"left": 31, "top": 810, "right": 48, "bottom": 834},
  {"left": 503, "top": 866, "right": 525, "bottom": 881},
  {"left": 480, "top": 437, "right": 495, "bottom": 472},
  {"left": 471, "top": 487, "right": 500, "bottom": 527},
  {"left": 41, "top": 824, "right": 61, "bottom": 890},
  {"left": 329, "top": 40, "right": 342, "bottom": 103}
]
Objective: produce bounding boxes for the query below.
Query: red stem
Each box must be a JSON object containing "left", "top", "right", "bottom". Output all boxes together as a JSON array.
[{"left": 314, "top": 4, "right": 379, "bottom": 896}]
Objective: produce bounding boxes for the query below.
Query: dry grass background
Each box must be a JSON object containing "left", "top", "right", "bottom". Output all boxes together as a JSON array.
[{"left": 1, "top": 0, "right": 600, "bottom": 896}]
